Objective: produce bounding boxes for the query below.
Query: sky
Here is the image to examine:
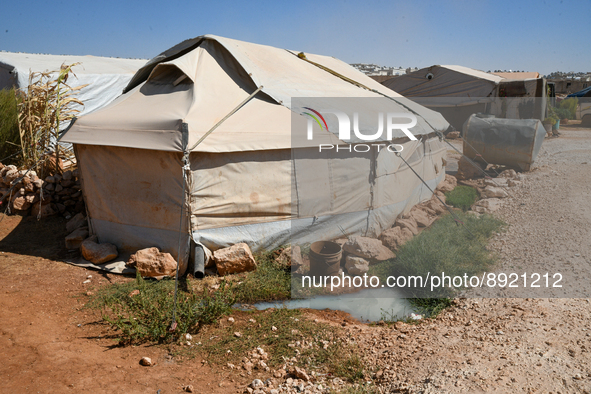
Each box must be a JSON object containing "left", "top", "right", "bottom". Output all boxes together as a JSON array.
[{"left": 1, "top": 0, "right": 589, "bottom": 75}]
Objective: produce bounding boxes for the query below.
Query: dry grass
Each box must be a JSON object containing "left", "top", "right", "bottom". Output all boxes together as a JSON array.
[{"left": 17, "top": 63, "right": 86, "bottom": 176}]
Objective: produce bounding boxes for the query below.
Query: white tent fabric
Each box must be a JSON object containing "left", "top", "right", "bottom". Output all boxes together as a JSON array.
[
  {"left": 61, "top": 35, "right": 449, "bottom": 275},
  {"left": 0, "top": 52, "right": 147, "bottom": 116}
]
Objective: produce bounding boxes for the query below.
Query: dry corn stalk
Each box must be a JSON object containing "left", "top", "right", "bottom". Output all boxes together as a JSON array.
[{"left": 16, "top": 63, "right": 87, "bottom": 177}]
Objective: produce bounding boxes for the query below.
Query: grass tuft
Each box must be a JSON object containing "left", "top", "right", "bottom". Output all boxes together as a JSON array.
[
  {"left": 445, "top": 185, "right": 479, "bottom": 211},
  {"left": 233, "top": 250, "right": 291, "bottom": 303}
]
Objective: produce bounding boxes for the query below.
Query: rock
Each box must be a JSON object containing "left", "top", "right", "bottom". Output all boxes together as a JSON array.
[
  {"left": 409, "top": 207, "right": 433, "bottom": 227},
  {"left": 426, "top": 197, "right": 447, "bottom": 215},
  {"left": 276, "top": 245, "right": 304, "bottom": 269},
  {"left": 30, "top": 202, "right": 57, "bottom": 218},
  {"left": 81, "top": 236, "right": 118, "bottom": 264},
  {"left": 24, "top": 180, "right": 35, "bottom": 193},
  {"left": 508, "top": 179, "right": 522, "bottom": 187},
  {"left": 290, "top": 366, "right": 310, "bottom": 381},
  {"left": 44, "top": 176, "right": 56, "bottom": 184},
  {"left": 66, "top": 212, "right": 86, "bottom": 233},
  {"left": 25, "top": 193, "right": 35, "bottom": 204},
  {"left": 183, "top": 385, "right": 194, "bottom": 393},
  {"left": 446, "top": 131, "right": 461, "bottom": 139},
  {"left": 32, "top": 179, "right": 43, "bottom": 189},
  {"left": 499, "top": 169, "right": 518, "bottom": 179},
  {"left": 395, "top": 217, "right": 419, "bottom": 235},
  {"left": 129, "top": 289, "right": 140, "bottom": 297},
  {"left": 214, "top": 243, "right": 257, "bottom": 275},
  {"left": 472, "top": 198, "right": 503, "bottom": 214},
  {"left": 65, "top": 227, "right": 89, "bottom": 250},
  {"left": 139, "top": 357, "right": 152, "bottom": 366},
  {"left": 62, "top": 170, "right": 73, "bottom": 181},
  {"left": 234, "top": 332, "right": 242, "bottom": 338},
  {"left": 420, "top": 205, "right": 437, "bottom": 217},
  {"left": 484, "top": 178, "right": 508, "bottom": 187},
  {"left": 482, "top": 185, "right": 508, "bottom": 199},
  {"left": 250, "top": 379, "right": 264, "bottom": 389},
  {"left": 437, "top": 174, "right": 458, "bottom": 192},
  {"left": 4, "top": 169, "right": 19, "bottom": 183},
  {"left": 345, "top": 255, "right": 370, "bottom": 275},
  {"left": 379, "top": 226, "right": 414, "bottom": 250},
  {"left": 456, "top": 156, "right": 485, "bottom": 180},
  {"left": 127, "top": 247, "right": 177, "bottom": 278},
  {"left": 12, "top": 196, "right": 30, "bottom": 211},
  {"left": 342, "top": 236, "right": 395, "bottom": 261}
]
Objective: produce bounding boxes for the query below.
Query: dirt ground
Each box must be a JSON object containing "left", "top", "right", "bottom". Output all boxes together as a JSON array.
[{"left": 1, "top": 126, "right": 591, "bottom": 393}]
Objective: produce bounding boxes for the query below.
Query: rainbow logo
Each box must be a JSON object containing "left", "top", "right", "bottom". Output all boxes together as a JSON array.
[{"left": 303, "top": 107, "right": 329, "bottom": 132}]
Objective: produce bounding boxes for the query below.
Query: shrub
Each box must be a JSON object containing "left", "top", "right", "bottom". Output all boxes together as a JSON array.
[
  {"left": 445, "top": 185, "right": 479, "bottom": 211},
  {"left": 89, "top": 274, "right": 235, "bottom": 345},
  {"left": 558, "top": 97, "right": 578, "bottom": 120}
]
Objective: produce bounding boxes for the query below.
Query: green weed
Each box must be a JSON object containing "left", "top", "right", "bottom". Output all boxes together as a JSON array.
[
  {"left": 370, "top": 211, "right": 504, "bottom": 299},
  {"left": 445, "top": 185, "right": 479, "bottom": 211}
]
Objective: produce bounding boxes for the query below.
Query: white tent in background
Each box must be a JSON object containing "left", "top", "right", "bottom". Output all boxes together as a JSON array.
[
  {"left": 60, "top": 35, "right": 450, "bottom": 275},
  {"left": 0, "top": 52, "right": 147, "bottom": 116}
]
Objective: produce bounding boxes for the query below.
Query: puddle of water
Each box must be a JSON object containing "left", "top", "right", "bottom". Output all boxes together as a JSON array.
[{"left": 249, "top": 287, "right": 414, "bottom": 322}]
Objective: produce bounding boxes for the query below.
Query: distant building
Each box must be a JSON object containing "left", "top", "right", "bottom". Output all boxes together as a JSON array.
[{"left": 350, "top": 63, "right": 407, "bottom": 77}]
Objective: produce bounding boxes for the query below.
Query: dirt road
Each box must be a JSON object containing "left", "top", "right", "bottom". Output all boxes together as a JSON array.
[{"left": 358, "top": 127, "right": 591, "bottom": 393}]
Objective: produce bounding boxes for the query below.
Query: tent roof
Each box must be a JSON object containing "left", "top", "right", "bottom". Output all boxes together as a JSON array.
[
  {"left": 0, "top": 52, "right": 148, "bottom": 116},
  {"left": 61, "top": 35, "right": 449, "bottom": 153},
  {"left": 381, "top": 64, "right": 504, "bottom": 106},
  {"left": 492, "top": 71, "right": 540, "bottom": 80},
  {"left": 439, "top": 65, "right": 504, "bottom": 83},
  {"left": 0, "top": 52, "right": 147, "bottom": 83}
]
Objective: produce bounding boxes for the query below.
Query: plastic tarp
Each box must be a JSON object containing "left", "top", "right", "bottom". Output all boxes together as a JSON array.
[
  {"left": 462, "top": 114, "right": 546, "bottom": 171},
  {"left": 567, "top": 86, "right": 591, "bottom": 98},
  {"left": 0, "top": 52, "right": 147, "bottom": 116}
]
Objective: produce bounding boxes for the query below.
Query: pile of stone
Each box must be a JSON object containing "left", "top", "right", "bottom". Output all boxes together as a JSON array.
[
  {"left": 0, "top": 163, "right": 85, "bottom": 219},
  {"left": 470, "top": 169, "right": 523, "bottom": 214}
]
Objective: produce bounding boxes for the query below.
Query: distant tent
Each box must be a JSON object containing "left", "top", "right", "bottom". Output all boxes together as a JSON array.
[
  {"left": 383, "top": 65, "right": 547, "bottom": 130},
  {"left": 61, "top": 35, "right": 450, "bottom": 274},
  {"left": 492, "top": 71, "right": 540, "bottom": 80},
  {"left": 0, "top": 52, "right": 147, "bottom": 116}
]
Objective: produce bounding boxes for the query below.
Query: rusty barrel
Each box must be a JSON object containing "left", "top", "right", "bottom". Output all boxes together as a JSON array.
[{"left": 309, "top": 241, "right": 342, "bottom": 276}]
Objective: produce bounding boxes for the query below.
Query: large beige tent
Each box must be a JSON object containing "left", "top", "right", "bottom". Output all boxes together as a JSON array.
[
  {"left": 61, "top": 35, "right": 450, "bottom": 274},
  {"left": 383, "top": 65, "right": 547, "bottom": 129}
]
